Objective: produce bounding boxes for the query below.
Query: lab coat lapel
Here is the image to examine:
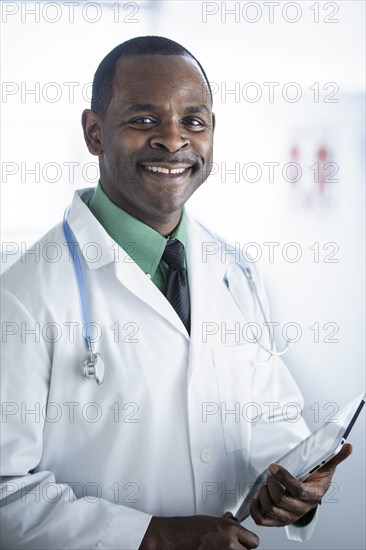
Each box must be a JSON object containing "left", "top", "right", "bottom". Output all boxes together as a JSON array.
[
  {"left": 68, "top": 190, "right": 189, "bottom": 339},
  {"left": 186, "top": 215, "right": 227, "bottom": 349},
  {"left": 67, "top": 189, "right": 115, "bottom": 268},
  {"left": 114, "top": 255, "right": 190, "bottom": 339}
]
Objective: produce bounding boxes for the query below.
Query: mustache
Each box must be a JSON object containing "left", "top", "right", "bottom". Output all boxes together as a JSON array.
[{"left": 137, "top": 156, "right": 199, "bottom": 165}]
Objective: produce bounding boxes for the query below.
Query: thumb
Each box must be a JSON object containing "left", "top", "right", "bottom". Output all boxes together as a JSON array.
[
  {"left": 323, "top": 443, "right": 353, "bottom": 471},
  {"left": 222, "top": 511, "right": 239, "bottom": 522}
]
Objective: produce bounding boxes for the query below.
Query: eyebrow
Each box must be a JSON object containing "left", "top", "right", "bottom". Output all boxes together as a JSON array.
[
  {"left": 123, "top": 103, "right": 211, "bottom": 117},
  {"left": 124, "top": 104, "right": 160, "bottom": 114},
  {"left": 183, "top": 105, "right": 211, "bottom": 117}
]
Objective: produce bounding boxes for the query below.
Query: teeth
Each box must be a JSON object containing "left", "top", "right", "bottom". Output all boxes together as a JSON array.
[
  {"left": 145, "top": 166, "right": 187, "bottom": 174},
  {"left": 170, "top": 168, "right": 186, "bottom": 174}
]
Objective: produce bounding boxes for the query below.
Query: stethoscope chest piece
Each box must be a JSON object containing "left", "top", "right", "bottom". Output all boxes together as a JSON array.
[{"left": 83, "top": 353, "right": 105, "bottom": 385}]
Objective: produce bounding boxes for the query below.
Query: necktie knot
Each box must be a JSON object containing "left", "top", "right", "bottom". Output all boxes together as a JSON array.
[{"left": 162, "top": 239, "right": 185, "bottom": 270}]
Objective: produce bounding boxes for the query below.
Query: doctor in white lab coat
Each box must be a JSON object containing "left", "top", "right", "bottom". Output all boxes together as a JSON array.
[{"left": 0, "top": 36, "right": 351, "bottom": 550}]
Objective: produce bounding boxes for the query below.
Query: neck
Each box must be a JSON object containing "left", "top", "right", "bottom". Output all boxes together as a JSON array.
[
  {"left": 99, "top": 182, "right": 182, "bottom": 236},
  {"left": 146, "top": 216, "right": 181, "bottom": 237},
  {"left": 135, "top": 210, "right": 182, "bottom": 236}
]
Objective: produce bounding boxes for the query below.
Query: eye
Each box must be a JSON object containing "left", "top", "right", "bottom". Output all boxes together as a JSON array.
[
  {"left": 183, "top": 118, "right": 206, "bottom": 130},
  {"left": 131, "top": 116, "right": 156, "bottom": 125}
]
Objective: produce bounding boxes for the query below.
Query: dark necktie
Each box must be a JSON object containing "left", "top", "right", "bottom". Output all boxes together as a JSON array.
[{"left": 162, "top": 239, "right": 191, "bottom": 334}]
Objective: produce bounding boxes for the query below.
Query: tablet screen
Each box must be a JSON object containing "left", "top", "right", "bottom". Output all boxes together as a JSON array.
[{"left": 279, "top": 393, "right": 365, "bottom": 479}]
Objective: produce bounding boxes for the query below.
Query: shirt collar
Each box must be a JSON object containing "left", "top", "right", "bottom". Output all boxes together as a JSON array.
[{"left": 87, "top": 182, "right": 187, "bottom": 277}]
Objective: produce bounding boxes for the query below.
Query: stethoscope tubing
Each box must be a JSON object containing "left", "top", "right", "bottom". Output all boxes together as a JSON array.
[
  {"left": 63, "top": 210, "right": 105, "bottom": 384},
  {"left": 63, "top": 209, "right": 94, "bottom": 355},
  {"left": 224, "top": 262, "right": 291, "bottom": 365}
]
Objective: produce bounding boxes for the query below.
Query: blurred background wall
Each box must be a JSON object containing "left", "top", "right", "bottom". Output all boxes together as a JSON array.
[{"left": 1, "top": 2, "right": 365, "bottom": 548}]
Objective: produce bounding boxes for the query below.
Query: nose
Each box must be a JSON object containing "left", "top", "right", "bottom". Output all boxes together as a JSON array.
[{"left": 150, "top": 119, "right": 190, "bottom": 153}]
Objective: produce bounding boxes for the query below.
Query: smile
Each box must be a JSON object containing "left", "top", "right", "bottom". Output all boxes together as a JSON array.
[
  {"left": 139, "top": 163, "right": 192, "bottom": 178},
  {"left": 145, "top": 166, "right": 187, "bottom": 174}
]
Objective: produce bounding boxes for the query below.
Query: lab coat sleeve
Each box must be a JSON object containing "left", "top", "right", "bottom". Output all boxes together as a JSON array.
[
  {"left": 0, "top": 287, "right": 152, "bottom": 550},
  {"left": 285, "top": 509, "right": 318, "bottom": 542}
]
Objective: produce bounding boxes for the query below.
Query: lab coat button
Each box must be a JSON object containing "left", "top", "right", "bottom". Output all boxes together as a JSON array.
[{"left": 200, "top": 448, "right": 212, "bottom": 463}]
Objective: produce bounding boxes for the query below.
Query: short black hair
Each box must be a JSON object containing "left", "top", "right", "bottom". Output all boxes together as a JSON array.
[{"left": 91, "top": 36, "right": 212, "bottom": 119}]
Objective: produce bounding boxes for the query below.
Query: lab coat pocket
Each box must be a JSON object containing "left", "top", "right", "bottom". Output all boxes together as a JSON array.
[{"left": 212, "top": 344, "right": 256, "bottom": 456}]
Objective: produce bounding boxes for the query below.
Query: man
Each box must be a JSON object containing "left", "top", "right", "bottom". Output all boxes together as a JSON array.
[{"left": 1, "top": 36, "right": 351, "bottom": 549}]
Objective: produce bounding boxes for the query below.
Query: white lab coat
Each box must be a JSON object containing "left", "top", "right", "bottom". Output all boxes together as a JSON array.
[{"left": 1, "top": 188, "right": 316, "bottom": 549}]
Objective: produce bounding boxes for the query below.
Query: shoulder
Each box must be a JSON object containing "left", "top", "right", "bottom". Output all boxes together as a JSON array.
[
  {"left": 1, "top": 222, "right": 68, "bottom": 305},
  {"left": 186, "top": 211, "right": 235, "bottom": 248},
  {"left": 186, "top": 211, "right": 254, "bottom": 270},
  {"left": 1, "top": 187, "right": 96, "bottom": 296}
]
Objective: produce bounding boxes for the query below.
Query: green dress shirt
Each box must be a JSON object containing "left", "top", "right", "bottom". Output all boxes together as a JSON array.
[{"left": 87, "top": 183, "right": 187, "bottom": 293}]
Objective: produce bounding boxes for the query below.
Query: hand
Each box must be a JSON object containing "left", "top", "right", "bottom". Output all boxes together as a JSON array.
[
  {"left": 251, "top": 443, "right": 352, "bottom": 527},
  {"left": 139, "top": 512, "right": 259, "bottom": 550}
]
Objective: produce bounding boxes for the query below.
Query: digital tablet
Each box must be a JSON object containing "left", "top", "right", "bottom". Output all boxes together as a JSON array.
[{"left": 235, "top": 391, "right": 365, "bottom": 522}]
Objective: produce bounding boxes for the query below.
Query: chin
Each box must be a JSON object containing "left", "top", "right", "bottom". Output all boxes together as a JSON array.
[
  {"left": 151, "top": 190, "right": 195, "bottom": 215},
  {"left": 151, "top": 199, "right": 185, "bottom": 217}
]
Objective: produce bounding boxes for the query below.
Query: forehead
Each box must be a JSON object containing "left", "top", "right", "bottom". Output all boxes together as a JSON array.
[{"left": 111, "top": 54, "right": 210, "bottom": 109}]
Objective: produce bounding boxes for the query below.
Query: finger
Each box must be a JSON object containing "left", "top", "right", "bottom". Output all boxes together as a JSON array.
[
  {"left": 250, "top": 491, "right": 285, "bottom": 527},
  {"left": 250, "top": 493, "right": 283, "bottom": 527},
  {"left": 266, "top": 475, "right": 309, "bottom": 515},
  {"left": 237, "top": 526, "right": 260, "bottom": 549},
  {"left": 258, "top": 483, "right": 297, "bottom": 525},
  {"left": 319, "top": 443, "right": 353, "bottom": 472},
  {"left": 268, "top": 464, "right": 316, "bottom": 502},
  {"left": 222, "top": 511, "right": 240, "bottom": 523},
  {"left": 266, "top": 474, "right": 286, "bottom": 505}
]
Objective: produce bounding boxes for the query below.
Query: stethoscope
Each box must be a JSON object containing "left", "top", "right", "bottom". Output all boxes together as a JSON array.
[
  {"left": 63, "top": 209, "right": 105, "bottom": 385},
  {"left": 63, "top": 210, "right": 290, "bottom": 384},
  {"left": 223, "top": 261, "right": 291, "bottom": 365}
]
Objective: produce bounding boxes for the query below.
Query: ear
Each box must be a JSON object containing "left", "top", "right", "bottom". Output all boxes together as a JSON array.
[
  {"left": 211, "top": 112, "right": 216, "bottom": 133},
  {"left": 81, "top": 109, "right": 103, "bottom": 156}
]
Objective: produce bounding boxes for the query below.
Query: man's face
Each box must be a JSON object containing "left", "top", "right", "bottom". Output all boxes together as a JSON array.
[{"left": 89, "top": 54, "right": 215, "bottom": 225}]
